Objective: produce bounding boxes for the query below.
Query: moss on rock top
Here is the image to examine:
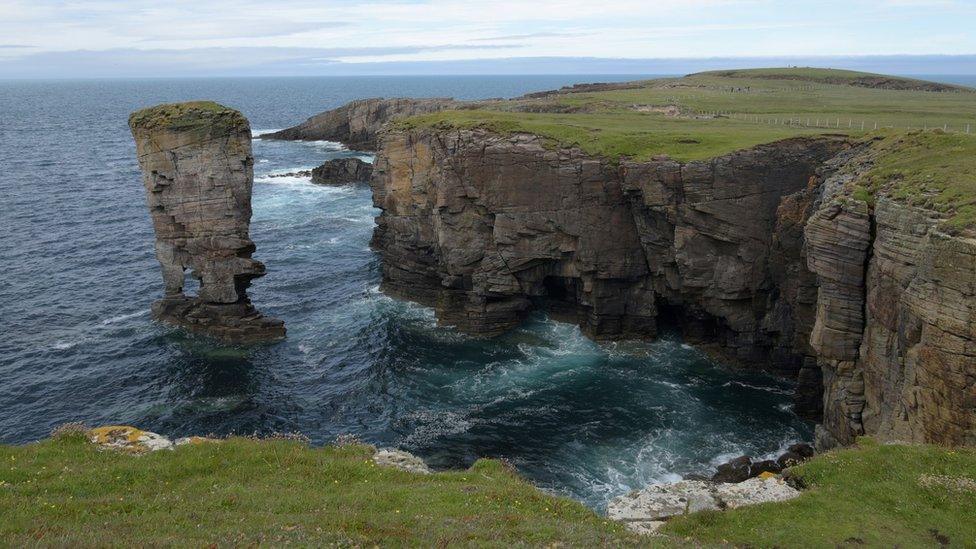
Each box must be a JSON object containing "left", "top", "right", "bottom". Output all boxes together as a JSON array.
[{"left": 128, "top": 101, "right": 249, "bottom": 134}]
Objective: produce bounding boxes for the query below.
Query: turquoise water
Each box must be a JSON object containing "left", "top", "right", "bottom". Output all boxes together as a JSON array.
[{"left": 13, "top": 74, "right": 964, "bottom": 509}]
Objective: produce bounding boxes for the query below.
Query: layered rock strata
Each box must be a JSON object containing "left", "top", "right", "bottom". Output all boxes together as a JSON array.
[
  {"left": 368, "top": 124, "right": 975, "bottom": 447},
  {"left": 129, "top": 101, "right": 285, "bottom": 342},
  {"left": 271, "top": 94, "right": 974, "bottom": 447},
  {"left": 807, "top": 167, "right": 976, "bottom": 447},
  {"left": 370, "top": 129, "right": 845, "bottom": 388}
]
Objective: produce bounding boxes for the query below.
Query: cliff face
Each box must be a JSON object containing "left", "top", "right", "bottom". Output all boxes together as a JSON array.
[
  {"left": 807, "top": 181, "right": 976, "bottom": 447},
  {"left": 262, "top": 98, "right": 458, "bottom": 150},
  {"left": 129, "top": 102, "right": 285, "bottom": 342},
  {"left": 371, "top": 128, "right": 847, "bottom": 415},
  {"left": 370, "top": 125, "right": 975, "bottom": 446}
]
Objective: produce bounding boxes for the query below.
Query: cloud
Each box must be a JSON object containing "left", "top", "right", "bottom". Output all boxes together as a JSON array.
[
  {"left": 0, "top": 0, "right": 974, "bottom": 76},
  {"left": 0, "top": 44, "right": 35, "bottom": 49},
  {"left": 468, "top": 32, "right": 590, "bottom": 42},
  {"left": 0, "top": 45, "right": 525, "bottom": 78}
]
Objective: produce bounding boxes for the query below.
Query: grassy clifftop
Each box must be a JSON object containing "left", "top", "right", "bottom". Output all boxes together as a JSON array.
[
  {"left": 398, "top": 68, "right": 976, "bottom": 230},
  {"left": 2, "top": 432, "right": 974, "bottom": 546},
  {"left": 400, "top": 69, "right": 975, "bottom": 162},
  {"left": 0, "top": 434, "right": 635, "bottom": 547}
]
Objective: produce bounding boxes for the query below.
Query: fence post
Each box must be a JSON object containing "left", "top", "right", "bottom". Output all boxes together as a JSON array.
[{"left": 967, "top": 124, "right": 971, "bottom": 134}]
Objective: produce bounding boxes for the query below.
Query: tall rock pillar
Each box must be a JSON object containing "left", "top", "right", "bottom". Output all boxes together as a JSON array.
[{"left": 129, "top": 101, "right": 285, "bottom": 342}]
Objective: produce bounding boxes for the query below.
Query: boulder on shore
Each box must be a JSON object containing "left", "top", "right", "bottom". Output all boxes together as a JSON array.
[{"left": 312, "top": 157, "right": 373, "bottom": 185}]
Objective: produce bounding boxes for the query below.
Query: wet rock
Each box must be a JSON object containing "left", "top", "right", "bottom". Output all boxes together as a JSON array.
[
  {"left": 788, "top": 443, "right": 815, "bottom": 459},
  {"left": 89, "top": 426, "right": 172, "bottom": 453},
  {"left": 373, "top": 449, "right": 431, "bottom": 474},
  {"left": 129, "top": 101, "right": 285, "bottom": 343},
  {"left": 776, "top": 451, "right": 805, "bottom": 469},
  {"left": 712, "top": 455, "right": 753, "bottom": 483},
  {"left": 749, "top": 459, "right": 783, "bottom": 477},
  {"left": 714, "top": 476, "right": 800, "bottom": 509},
  {"left": 311, "top": 158, "right": 373, "bottom": 185},
  {"left": 266, "top": 170, "right": 311, "bottom": 179}
]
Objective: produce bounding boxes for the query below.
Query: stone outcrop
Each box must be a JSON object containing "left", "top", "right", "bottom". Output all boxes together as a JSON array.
[
  {"left": 262, "top": 98, "right": 459, "bottom": 150},
  {"left": 312, "top": 157, "right": 373, "bottom": 185},
  {"left": 89, "top": 425, "right": 174, "bottom": 453},
  {"left": 129, "top": 101, "right": 285, "bottom": 343},
  {"left": 372, "top": 448, "right": 432, "bottom": 474},
  {"left": 608, "top": 476, "right": 800, "bottom": 535}
]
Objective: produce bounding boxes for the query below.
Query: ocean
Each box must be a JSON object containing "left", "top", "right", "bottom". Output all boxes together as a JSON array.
[{"left": 2, "top": 74, "right": 972, "bottom": 509}]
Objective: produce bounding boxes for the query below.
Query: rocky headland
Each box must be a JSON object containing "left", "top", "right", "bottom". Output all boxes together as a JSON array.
[
  {"left": 129, "top": 101, "right": 285, "bottom": 342},
  {"left": 268, "top": 72, "right": 975, "bottom": 450}
]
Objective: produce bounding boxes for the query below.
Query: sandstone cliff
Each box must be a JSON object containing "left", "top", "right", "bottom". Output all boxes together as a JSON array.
[
  {"left": 369, "top": 124, "right": 975, "bottom": 446},
  {"left": 806, "top": 149, "right": 976, "bottom": 447},
  {"left": 129, "top": 101, "right": 285, "bottom": 342}
]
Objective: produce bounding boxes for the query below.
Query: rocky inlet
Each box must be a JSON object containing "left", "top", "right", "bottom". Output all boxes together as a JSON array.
[{"left": 129, "top": 101, "right": 285, "bottom": 342}]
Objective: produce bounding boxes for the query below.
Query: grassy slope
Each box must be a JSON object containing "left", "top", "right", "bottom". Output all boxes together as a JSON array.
[
  {"left": 402, "top": 68, "right": 976, "bottom": 230},
  {"left": 855, "top": 131, "right": 976, "bottom": 231},
  {"left": 2, "top": 435, "right": 973, "bottom": 547},
  {"left": 664, "top": 439, "right": 976, "bottom": 548},
  {"left": 0, "top": 435, "right": 640, "bottom": 547}
]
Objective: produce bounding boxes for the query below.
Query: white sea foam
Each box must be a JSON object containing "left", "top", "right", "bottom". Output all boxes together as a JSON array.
[
  {"left": 101, "top": 310, "right": 145, "bottom": 325},
  {"left": 251, "top": 128, "right": 282, "bottom": 138},
  {"left": 722, "top": 380, "right": 794, "bottom": 395}
]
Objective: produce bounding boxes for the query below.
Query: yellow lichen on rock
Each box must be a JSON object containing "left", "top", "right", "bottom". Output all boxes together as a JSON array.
[
  {"left": 758, "top": 471, "right": 778, "bottom": 480},
  {"left": 89, "top": 425, "right": 173, "bottom": 453}
]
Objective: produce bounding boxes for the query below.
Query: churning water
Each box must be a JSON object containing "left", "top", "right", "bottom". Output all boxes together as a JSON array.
[{"left": 0, "top": 75, "right": 838, "bottom": 510}]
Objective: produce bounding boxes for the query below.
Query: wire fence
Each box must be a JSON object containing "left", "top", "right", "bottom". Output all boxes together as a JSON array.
[{"left": 691, "top": 109, "right": 974, "bottom": 134}]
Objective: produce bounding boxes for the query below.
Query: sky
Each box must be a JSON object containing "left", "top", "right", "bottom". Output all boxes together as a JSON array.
[{"left": 1, "top": 0, "right": 975, "bottom": 77}]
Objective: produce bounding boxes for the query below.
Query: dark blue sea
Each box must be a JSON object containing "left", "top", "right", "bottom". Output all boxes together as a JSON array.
[{"left": 2, "top": 74, "right": 972, "bottom": 509}]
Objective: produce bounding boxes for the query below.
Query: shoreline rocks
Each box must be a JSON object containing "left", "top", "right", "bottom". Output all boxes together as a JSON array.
[
  {"left": 129, "top": 101, "right": 285, "bottom": 343},
  {"left": 312, "top": 157, "right": 373, "bottom": 185},
  {"left": 707, "top": 443, "right": 815, "bottom": 483},
  {"left": 608, "top": 476, "right": 800, "bottom": 535}
]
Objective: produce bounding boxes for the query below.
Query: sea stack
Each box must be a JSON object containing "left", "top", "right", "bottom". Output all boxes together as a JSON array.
[{"left": 129, "top": 101, "right": 285, "bottom": 342}]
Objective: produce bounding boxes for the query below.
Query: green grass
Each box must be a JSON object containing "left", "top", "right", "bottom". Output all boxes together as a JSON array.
[
  {"left": 128, "top": 100, "right": 249, "bottom": 133},
  {"left": 2, "top": 434, "right": 973, "bottom": 546},
  {"left": 0, "top": 434, "right": 640, "bottom": 547},
  {"left": 854, "top": 131, "right": 976, "bottom": 231},
  {"left": 399, "top": 109, "right": 837, "bottom": 162},
  {"left": 403, "top": 70, "right": 976, "bottom": 163},
  {"left": 664, "top": 438, "right": 976, "bottom": 548},
  {"left": 400, "top": 69, "right": 976, "bottom": 229}
]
